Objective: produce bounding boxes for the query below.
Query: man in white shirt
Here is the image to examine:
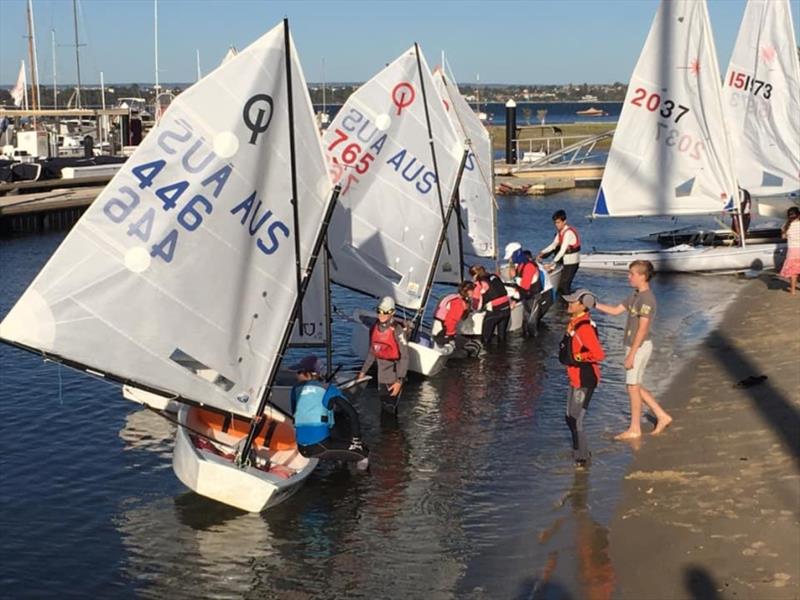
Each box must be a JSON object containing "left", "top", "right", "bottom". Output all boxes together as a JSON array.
[{"left": 538, "top": 209, "right": 581, "bottom": 296}]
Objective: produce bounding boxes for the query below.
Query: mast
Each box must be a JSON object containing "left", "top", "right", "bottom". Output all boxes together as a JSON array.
[
  {"left": 323, "top": 242, "right": 333, "bottom": 376},
  {"left": 196, "top": 49, "right": 202, "bottom": 81},
  {"left": 154, "top": 0, "right": 161, "bottom": 107},
  {"left": 414, "top": 43, "right": 451, "bottom": 258},
  {"left": 238, "top": 18, "right": 338, "bottom": 463},
  {"left": 413, "top": 149, "right": 469, "bottom": 338},
  {"left": 26, "top": 0, "right": 40, "bottom": 112},
  {"left": 72, "top": 0, "right": 82, "bottom": 109},
  {"left": 51, "top": 29, "right": 57, "bottom": 109},
  {"left": 321, "top": 57, "right": 326, "bottom": 118},
  {"left": 285, "top": 19, "right": 304, "bottom": 329}
]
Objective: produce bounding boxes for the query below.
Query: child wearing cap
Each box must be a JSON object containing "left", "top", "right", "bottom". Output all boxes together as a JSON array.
[
  {"left": 559, "top": 289, "right": 605, "bottom": 466},
  {"left": 358, "top": 296, "right": 409, "bottom": 413}
]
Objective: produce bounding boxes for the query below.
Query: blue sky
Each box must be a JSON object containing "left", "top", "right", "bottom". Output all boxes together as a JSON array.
[{"left": 1, "top": 0, "right": 798, "bottom": 86}]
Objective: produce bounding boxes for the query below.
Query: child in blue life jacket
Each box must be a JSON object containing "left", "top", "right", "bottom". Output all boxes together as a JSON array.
[{"left": 290, "top": 355, "right": 368, "bottom": 466}]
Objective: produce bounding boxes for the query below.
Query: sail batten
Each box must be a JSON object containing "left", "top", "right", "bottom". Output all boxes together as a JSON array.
[
  {"left": 593, "top": 0, "right": 738, "bottom": 218},
  {"left": 0, "top": 23, "right": 333, "bottom": 419}
]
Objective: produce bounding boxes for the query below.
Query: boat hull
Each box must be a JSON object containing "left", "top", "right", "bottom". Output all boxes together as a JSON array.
[
  {"left": 172, "top": 405, "right": 317, "bottom": 513},
  {"left": 581, "top": 243, "right": 786, "bottom": 273},
  {"left": 350, "top": 309, "right": 449, "bottom": 377}
]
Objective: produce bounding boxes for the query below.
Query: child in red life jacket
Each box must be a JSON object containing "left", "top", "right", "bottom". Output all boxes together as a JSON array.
[
  {"left": 433, "top": 281, "right": 474, "bottom": 343},
  {"left": 469, "top": 264, "right": 511, "bottom": 345},
  {"left": 432, "top": 282, "right": 484, "bottom": 358},
  {"left": 358, "top": 296, "right": 409, "bottom": 413},
  {"left": 559, "top": 289, "right": 605, "bottom": 466}
]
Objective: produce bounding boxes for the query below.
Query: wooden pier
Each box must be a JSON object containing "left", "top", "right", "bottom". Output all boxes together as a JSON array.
[{"left": 0, "top": 186, "right": 102, "bottom": 235}]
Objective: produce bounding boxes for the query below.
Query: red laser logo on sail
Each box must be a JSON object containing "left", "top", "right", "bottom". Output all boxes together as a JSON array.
[{"left": 392, "top": 82, "right": 415, "bottom": 115}]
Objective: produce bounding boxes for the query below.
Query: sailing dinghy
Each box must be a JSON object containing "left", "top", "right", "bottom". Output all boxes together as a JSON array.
[
  {"left": 322, "top": 45, "right": 469, "bottom": 377},
  {"left": 0, "top": 20, "right": 339, "bottom": 512},
  {"left": 646, "top": 0, "right": 800, "bottom": 247},
  {"left": 583, "top": 0, "right": 786, "bottom": 274}
]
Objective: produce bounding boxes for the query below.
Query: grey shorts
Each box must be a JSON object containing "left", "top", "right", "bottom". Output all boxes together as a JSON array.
[{"left": 625, "top": 340, "right": 653, "bottom": 386}]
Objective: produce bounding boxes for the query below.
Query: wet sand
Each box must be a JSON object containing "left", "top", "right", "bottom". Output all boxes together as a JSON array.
[{"left": 609, "top": 276, "right": 800, "bottom": 599}]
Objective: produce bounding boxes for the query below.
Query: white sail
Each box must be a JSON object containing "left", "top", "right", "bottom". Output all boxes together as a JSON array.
[
  {"left": 593, "top": 0, "right": 738, "bottom": 217},
  {"left": 433, "top": 66, "right": 496, "bottom": 260},
  {"left": 322, "top": 46, "right": 464, "bottom": 310},
  {"left": 220, "top": 40, "right": 328, "bottom": 348},
  {"left": 722, "top": 0, "right": 800, "bottom": 197},
  {"left": 0, "top": 23, "right": 332, "bottom": 418},
  {"left": 289, "top": 252, "right": 327, "bottom": 346}
]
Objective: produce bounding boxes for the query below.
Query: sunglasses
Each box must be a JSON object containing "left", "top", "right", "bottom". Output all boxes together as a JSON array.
[{"left": 377, "top": 309, "right": 395, "bottom": 315}]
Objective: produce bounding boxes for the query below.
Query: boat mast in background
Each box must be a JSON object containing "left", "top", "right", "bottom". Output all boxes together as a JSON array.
[
  {"left": 26, "top": 0, "right": 41, "bottom": 113},
  {"left": 154, "top": 0, "right": 161, "bottom": 111},
  {"left": 196, "top": 49, "right": 202, "bottom": 81},
  {"left": 51, "top": 29, "right": 57, "bottom": 109},
  {"left": 71, "top": 0, "right": 82, "bottom": 109}
]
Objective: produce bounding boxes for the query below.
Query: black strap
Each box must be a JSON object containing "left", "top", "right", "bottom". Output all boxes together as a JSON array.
[{"left": 263, "top": 420, "right": 279, "bottom": 448}]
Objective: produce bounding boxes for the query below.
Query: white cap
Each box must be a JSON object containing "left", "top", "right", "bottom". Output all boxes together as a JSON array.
[
  {"left": 503, "top": 241, "right": 522, "bottom": 260},
  {"left": 377, "top": 296, "right": 396, "bottom": 312}
]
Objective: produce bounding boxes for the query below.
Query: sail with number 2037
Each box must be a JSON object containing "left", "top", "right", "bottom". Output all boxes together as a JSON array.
[
  {"left": 0, "top": 22, "right": 334, "bottom": 420},
  {"left": 594, "top": 0, "right": 738, "bottom": 218}
]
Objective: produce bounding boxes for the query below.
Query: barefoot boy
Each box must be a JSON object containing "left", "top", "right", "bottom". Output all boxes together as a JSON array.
[{"left": 595, "top": 260, "right": 672, "bottom": 439}]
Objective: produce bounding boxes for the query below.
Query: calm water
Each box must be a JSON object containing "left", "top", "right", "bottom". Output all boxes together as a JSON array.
[
  {"left": 316, "top": 101, "right": 622, "bottom": 126},
  {"left": 0, "top": 191, "right": 748, "bottom": 598}
]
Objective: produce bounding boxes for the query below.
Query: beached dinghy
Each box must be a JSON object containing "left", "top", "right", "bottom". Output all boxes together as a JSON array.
[
  {"left": 0, "top": 20, "right": 341, "bottom": 512},
  {"left": 322, "top": 45, "right": 469, "bottom": 377},
  {"left": 581, "top": 243, "right": 784, "bottom": 274},
  {"left": 585, "top": 0, "right": 785, "bottom": 274}
]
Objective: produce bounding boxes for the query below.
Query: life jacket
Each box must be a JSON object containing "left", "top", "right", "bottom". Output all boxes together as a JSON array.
[
  {"left": 557, "top": 225, "right": 582, "bottom": 254},
  {"left": 434, "top": 293, "right": 463, "bottom": 321},
  {"left": 559, "top": 319, "right": 598, "bottom": 366},
  {"left": 370, "top": 322, "right": 401, "bottom": 361},
  {"left": 293, "top": 381, "right": 335, "bottom": 446},
  {"left": 482, "top": 273, "right": 510, "bottom": 308},
  {"left": 515, "top": 259, "right": 542, "bottom": 298}
]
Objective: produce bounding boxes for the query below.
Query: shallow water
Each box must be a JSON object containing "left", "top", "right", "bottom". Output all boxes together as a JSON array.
[{"left": 0, "top": 190, "right": 749, "bottom": 598}]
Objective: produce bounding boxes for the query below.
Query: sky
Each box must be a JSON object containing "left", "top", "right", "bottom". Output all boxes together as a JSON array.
[{"left": 1, "top": 0, "right": 799, "bottom": 87}]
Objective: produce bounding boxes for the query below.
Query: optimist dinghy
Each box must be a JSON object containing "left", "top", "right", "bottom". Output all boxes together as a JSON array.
[
  {"left": 321, "top": 45, "right": 470, "bottom": 377},
  {"left": 0, "top": 20, "right": 341, "bottom": 512}
]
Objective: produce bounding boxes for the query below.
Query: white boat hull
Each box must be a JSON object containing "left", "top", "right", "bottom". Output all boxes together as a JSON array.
[
  {"left": 581, "top": 243, "right": 786, "bottom": 274},
  {"left": 350, "top": 309, "right": 450, "bottom": 377},
  {"left": 173, "top": 405, "right": 317, "bottom": 513},
  {"left": 459, "top": 302, "right": 524, "bottom": 336}
]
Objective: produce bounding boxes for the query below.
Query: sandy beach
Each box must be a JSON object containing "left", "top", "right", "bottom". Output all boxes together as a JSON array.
[{"left": 609, "top": 276, "right": 800, "bottom": 600}]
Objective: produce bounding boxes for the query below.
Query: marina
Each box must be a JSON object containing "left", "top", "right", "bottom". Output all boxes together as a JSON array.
[{"left": 1, "top": 0, "right": 798, "bottom": 597}]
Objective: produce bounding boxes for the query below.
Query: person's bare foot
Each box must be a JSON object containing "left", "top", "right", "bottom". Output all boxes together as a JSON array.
[
  {"left": 652, "top": 415, "right": 673, "bottom": 435},
  {"left": 614, "top": 430, "right": 642, "bottom": 440}
]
